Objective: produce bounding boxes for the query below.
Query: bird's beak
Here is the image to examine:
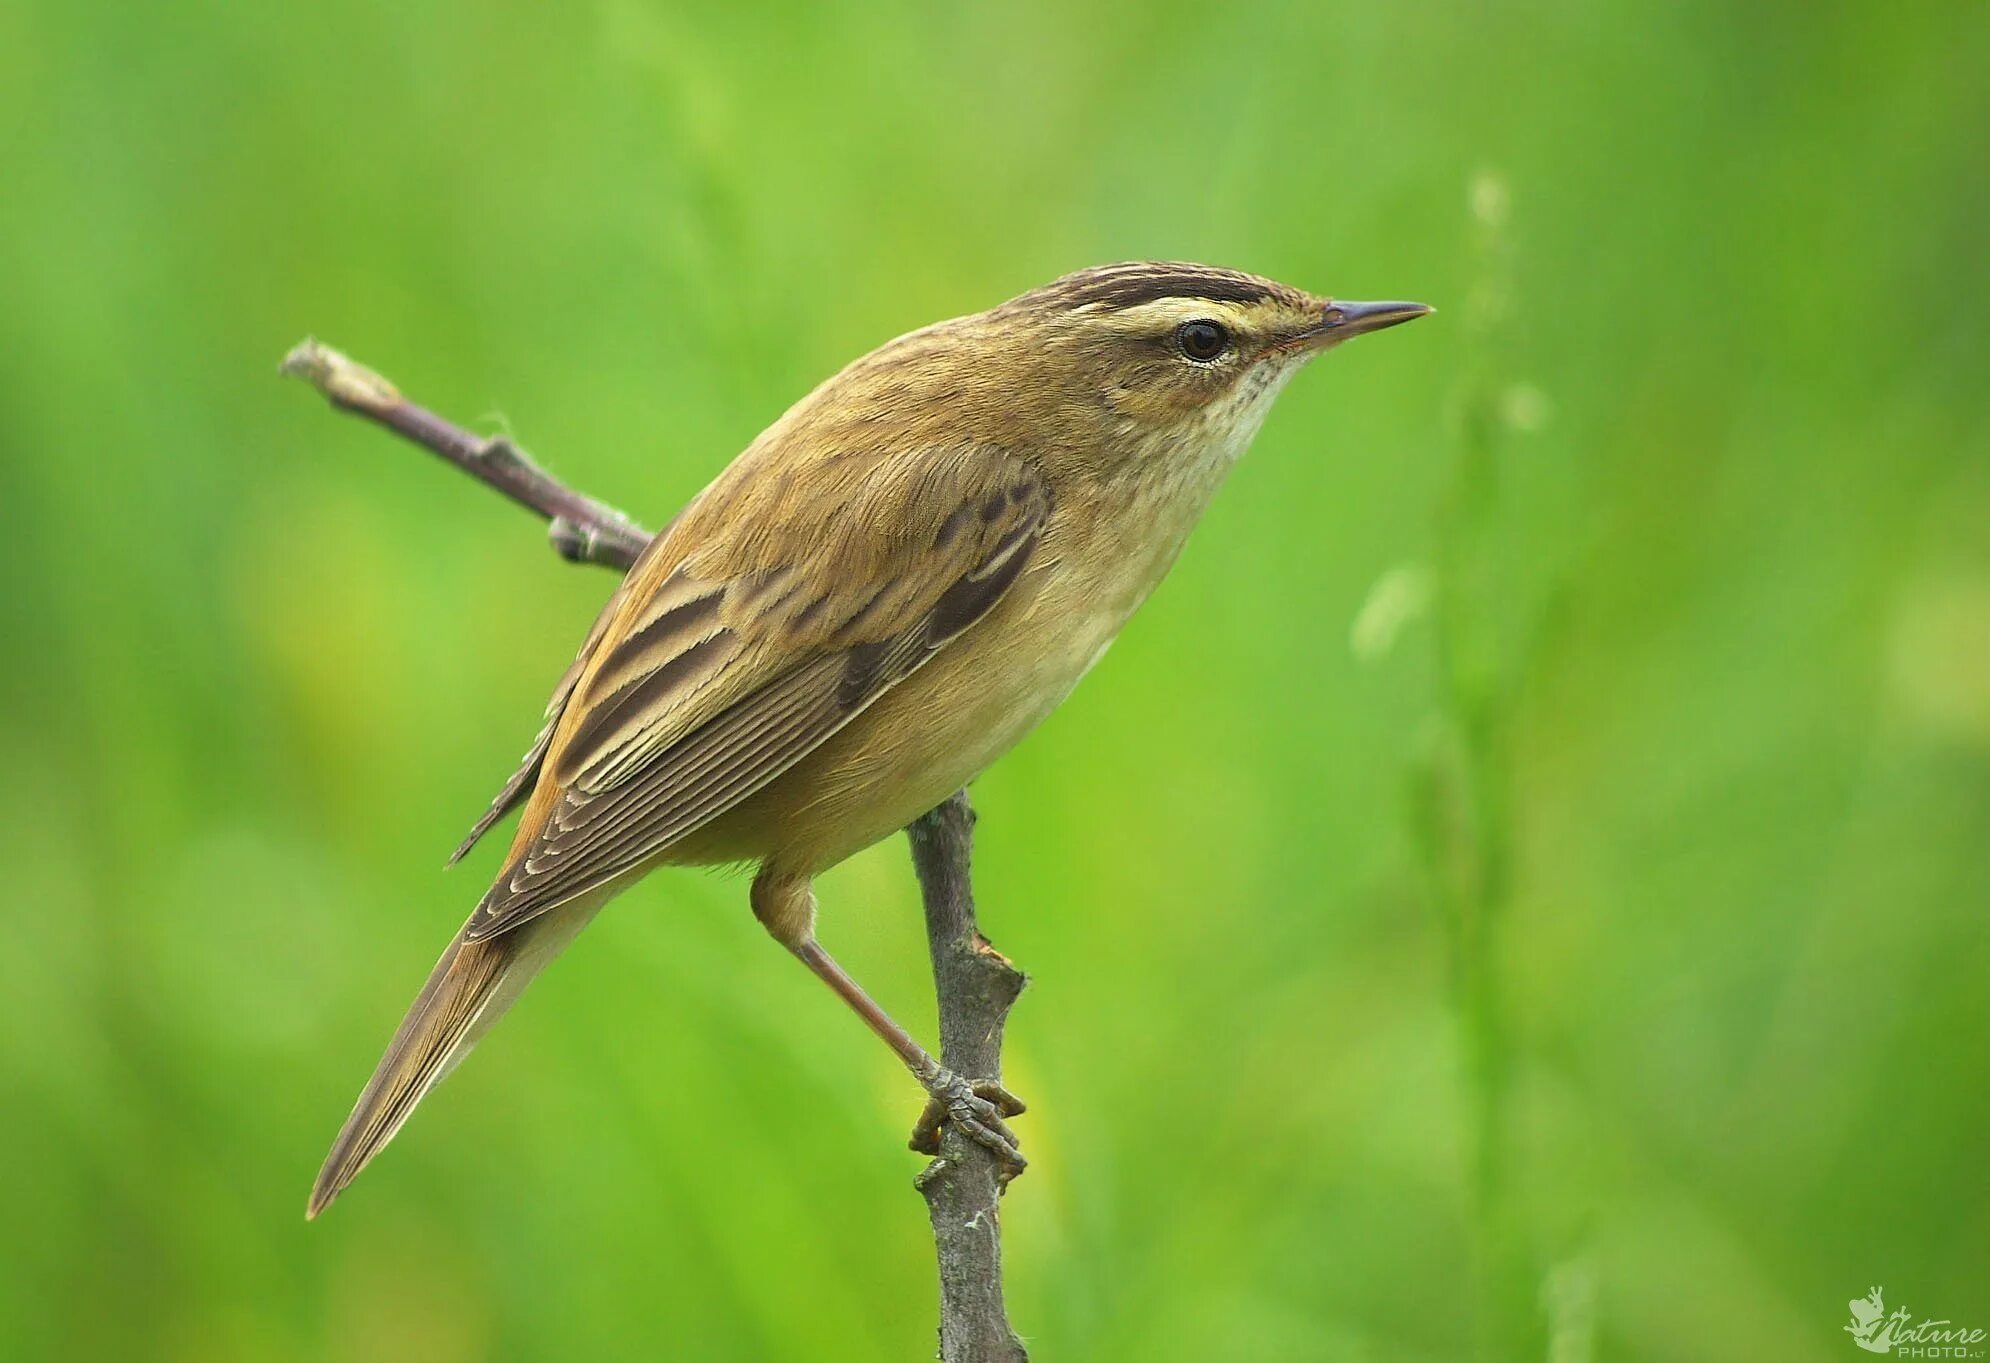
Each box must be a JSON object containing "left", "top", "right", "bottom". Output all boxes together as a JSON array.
[{"left": 1296, "top": 299, "right": 1433, "bottom": 350}]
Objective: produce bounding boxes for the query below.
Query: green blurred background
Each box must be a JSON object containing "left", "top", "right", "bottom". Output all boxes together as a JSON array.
[{"left": 3, "top": 3, "right": 1986, "bottom": 1359}]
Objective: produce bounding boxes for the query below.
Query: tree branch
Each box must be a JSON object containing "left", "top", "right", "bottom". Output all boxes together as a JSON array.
[
  {"left": 908, "top": 795, "right": 1030, "bottom": 1363},
  {"left": 282, "top": 338, "right": 1030, "bottom": 1361},
  {"left": 279, "top": 339, "right": 653, "bottom": 569}
]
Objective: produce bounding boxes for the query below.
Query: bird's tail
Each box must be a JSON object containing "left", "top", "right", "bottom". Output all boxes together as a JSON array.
[{"left": 307, "top": 896, "right": 602, "bottom": 1218}]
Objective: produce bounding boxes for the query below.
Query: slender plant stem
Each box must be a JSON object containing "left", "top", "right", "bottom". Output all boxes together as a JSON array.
[
  {"left": 282, "top": 339, "right": 1029, "bottom": 1360},
  {"left": 1413, "top": 172, "right": 1551, "bottom": 1360}
]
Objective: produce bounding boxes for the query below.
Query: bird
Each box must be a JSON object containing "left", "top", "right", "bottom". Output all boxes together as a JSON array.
[{"left": 308, "top": 261, "right": 1429, "bottom": 1217}]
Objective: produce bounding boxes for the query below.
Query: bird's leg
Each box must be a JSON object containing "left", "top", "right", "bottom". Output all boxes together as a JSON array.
[
  {"left": 793, "top": 939, "right": 1026, "bottom": 1169},
  {"left": 753, "top": 872, "right": 1026, "bottom": 1174}
]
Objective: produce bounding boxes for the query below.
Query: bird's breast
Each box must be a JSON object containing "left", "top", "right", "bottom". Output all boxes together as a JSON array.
[{"left": 679, "top": 448, "right": 1237, "bottom": 876}]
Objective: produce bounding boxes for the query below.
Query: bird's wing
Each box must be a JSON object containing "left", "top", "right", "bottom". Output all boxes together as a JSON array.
[
  {"left": 447, "top": 572, "right": 636, "bottom": 866},
  {"left": 462, "top": 444, "right": 1048, "bottom": 941},
  {"left": 448, "top": 518, "right": 684, "bottom": 866}
]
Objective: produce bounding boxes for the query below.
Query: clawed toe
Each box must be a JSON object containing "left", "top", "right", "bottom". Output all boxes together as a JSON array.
[{"left": 909, "top": 1072, "right": 1027, "bottom": 1176}]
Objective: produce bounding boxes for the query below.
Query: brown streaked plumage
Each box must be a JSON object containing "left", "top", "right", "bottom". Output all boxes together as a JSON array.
[{"left": 308, "top": 262, "right": 1430, "bottom": 1217}]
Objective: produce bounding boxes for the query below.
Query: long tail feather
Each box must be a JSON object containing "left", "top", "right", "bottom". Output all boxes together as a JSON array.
[{"left": 307, "top": 898, "right": 601, "bottom": 1218}]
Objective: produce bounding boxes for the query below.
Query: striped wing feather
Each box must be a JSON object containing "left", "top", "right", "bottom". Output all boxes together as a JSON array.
[
  {"left": 462, "top": 445, "right": 1047, "bottom": 941},
  {"left": 447, "top": 556, "right": 652, "bottom": 865}
]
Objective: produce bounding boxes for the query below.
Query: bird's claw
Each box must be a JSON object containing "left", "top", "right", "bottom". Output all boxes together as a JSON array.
[{"left": 909, "top": 1070, "right": 1027, "bottom": 1177}]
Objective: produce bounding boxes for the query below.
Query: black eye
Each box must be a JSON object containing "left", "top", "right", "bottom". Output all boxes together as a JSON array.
[{"left": 1176, "top": 319, "right": 1229, "bottom": 362}]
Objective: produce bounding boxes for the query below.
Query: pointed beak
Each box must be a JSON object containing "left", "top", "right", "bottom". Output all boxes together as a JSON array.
[{"left": 1299, "top": 299, "right": 1433, "bottom": 349}]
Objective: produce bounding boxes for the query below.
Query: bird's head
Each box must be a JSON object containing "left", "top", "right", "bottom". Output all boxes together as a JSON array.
[
  {"left": 783, "top": 261, "right": 1430, "bottom": 484},
  {"left": 987, "top": 262, "right": 1429, "bottom": 476}
]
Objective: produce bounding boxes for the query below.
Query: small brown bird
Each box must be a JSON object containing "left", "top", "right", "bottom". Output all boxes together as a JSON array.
[{"left": 308, "top": 261, "right": 1428, "bottom": 1216}]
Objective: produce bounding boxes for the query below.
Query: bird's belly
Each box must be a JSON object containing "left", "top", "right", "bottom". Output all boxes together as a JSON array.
[{"left": 673, "top": 553, "right": 1140, "bottom": 875}]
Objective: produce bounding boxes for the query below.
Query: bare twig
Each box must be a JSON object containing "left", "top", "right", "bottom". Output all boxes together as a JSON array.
[
  {"left": 280, "top": 339, "right": 653, "bottom": 569},
  {"left": 283, "top": 339, "right": 1029, "bottom": 1360}
]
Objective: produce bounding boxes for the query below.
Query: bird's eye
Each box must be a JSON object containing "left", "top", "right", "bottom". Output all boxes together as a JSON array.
[{"left": 1176, "top": 319, "right": 1229, "bottom": 362}]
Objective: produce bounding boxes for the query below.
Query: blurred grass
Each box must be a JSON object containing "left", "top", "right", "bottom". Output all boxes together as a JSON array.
[{"left": 2, "top": 2, "right": 1987, "bottom": 1360}]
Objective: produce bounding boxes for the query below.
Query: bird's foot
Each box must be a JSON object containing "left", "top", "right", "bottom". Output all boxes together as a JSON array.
[{"left": 909, "top": 1069, "right": 1027, "bottom": 1177}]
